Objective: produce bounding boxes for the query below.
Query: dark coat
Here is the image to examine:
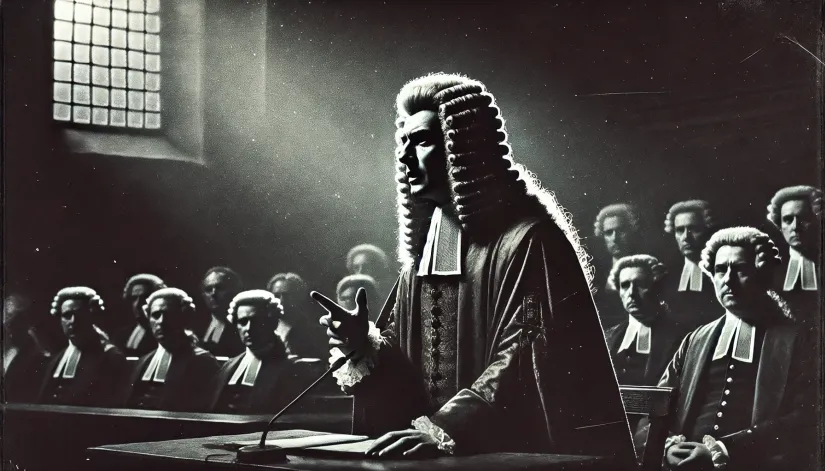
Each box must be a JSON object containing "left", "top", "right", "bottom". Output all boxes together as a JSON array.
[
  {"left": 351, "top": 218, "right": 635, "bottom": 461},
  {"left": 111, "top": 321, "right": 157, "bottom": 358},
  {"left": 3, "top": 344, "right": 49, "bottom": 403},
  {"left": 657, "top": 313, "right": 817, "bottom": 470},
  {"left": 37, "top": 342, "right": 127, "bottom": 407},
  {"left": 661, "top": 261, "right": 723, "bottom": 331},
  {"left": 604, "top": 313, "right": 689, "bottom": 386},
  {"left": 199, "top": 319, "right": 244, "bottom": 358}
]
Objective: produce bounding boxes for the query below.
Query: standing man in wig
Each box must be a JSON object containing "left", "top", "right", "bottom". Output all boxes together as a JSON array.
[
  {"left": 199, "top": 267, "right": 245, "bottom": 358},
  {"left": 345, "top": 244, "right": 396, "bottom": 302},
  {"left": 114, "top": 274, "right": 165, "bottom": 357},
  {"left": 659, "top": 227, "right": 817, "bottom": 471},
  {"left": 312, "top": 73, "right": 633, "bottom": 461},
  {"left": 766, "top": 185, "right": 821, "bottom": 325},
  {"left": 593, "top": 203, "right": 642, "bottom": 329},
  {"left": 663, "top": 200, "right": 720, "bottom": 329},
  {"left": 38, "top": 287, "right": 127, "bottom": 406}
]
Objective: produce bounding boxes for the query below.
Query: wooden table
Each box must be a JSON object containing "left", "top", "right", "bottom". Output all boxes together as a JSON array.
[{"left": 87, "top": 430, "right": 623, "bottom": 471}]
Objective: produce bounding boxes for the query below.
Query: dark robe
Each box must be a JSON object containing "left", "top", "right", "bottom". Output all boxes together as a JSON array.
[
  {"left": 278, "top": 313, "right": 328, "bottom": 360},
  {"left": 351, "top": 218, "right": 635, "bottom": 461},
  {"left": 774, "top": 257, "right": 820, "bottom": 329},
  {"left": 121, "top": 344, "right": 219, "bottom": 411},
  {"left": 663, "top": 259, "right": 723, "bottom": 331},
  {"left": 657, "top": 313, "right": 817, "bottom": 471},
  {"left": 207, "top": 344, "right": 325, "bottom": 414},
  {"left": 111, "top": 321, "right": 157, "bottom": 358},
  {"left": 604, "top": 313, "right": 689, "bottom": 386},
  {"left": 37, "top": 341, "right": 127, "bottom": 407},
  {"left": 200, "top": 317, "right": 245, "bottom": 358},
  {"left": 3, "top": 340, "right": 49, "bottom": 403}
]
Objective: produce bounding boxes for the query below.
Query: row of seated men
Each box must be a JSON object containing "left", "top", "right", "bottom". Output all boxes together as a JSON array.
[
  {"left": 597, "top": 191, "right": 819, "bottom": 469},
  {"left": 3, "top": 286, "right": 341, "bottom": 413},
  {"left": 591, "top": 186, "right": 820, "bottom": 335}
]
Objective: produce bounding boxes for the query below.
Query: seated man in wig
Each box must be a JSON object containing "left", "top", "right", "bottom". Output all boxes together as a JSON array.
[
  {"left": 267, "top": 272, "right": 328, "bottom": 359},
  {"left": 199, "top": 267, "right": 245, "bottom": 358},
  {"left": 113, "top": 274, "right": 165, "bottom": 357},
  {"left": 662, "top": 200, "right": 721, "bottom": 329},
  {"left": 766, "top": 185, "right": 821, "bottom": 326},
  {"left": 38, "top": 287, "right": 127, "bottom": 407},
  {"left": 311, "top": 73, "right": 634, "bottom": 461},
  {"left": 122, "top": 288, "right": 219, "bottom": 411},
  {"left": 658, "top": 227, "right": 817, "bottom": 471},
  {"left": 604, "top": 255, "right": 688, "bottom": 387},
  {"left": 208, "top": 290, "right": 324, "bottom": 414},
  {"left": 592, "top": 203, "right": 642, "bottom": 329}
]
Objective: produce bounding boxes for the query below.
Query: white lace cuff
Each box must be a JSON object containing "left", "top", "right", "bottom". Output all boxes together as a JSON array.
[
  {"left": 664, "top": 434, "right": 686, "bottom": 452},
  {"left": 702, "top": 435, "right": 730, "bottom": 469},
  {"left": 411, "top": 416, "right": 456, "bottom": 455},
  {"left": 330, "top": 321, "right": 383, "bottom": 389}
]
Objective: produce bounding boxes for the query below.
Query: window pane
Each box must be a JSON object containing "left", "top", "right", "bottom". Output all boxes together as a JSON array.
[
  {"left": 110, "top": 109, "right": 126, "bottom": 126},
  {"left": 129, "top": 12, "right": 145, "bottom": 31},
  {"left": 128, "top": 51, "right": 144, "bottom": 69},
  {"left": 145, "top": 0, "right": 159, "bottom": 13},
  {"left": 111, "top": 29, "right": 126, "bottom": 48},
  {"left": 92, "top": 26, "right": 109, "bottom": 46},
  {"left": 145, "top": 34, "right": 159, "bottom": 53},
  {"left": 111, "top": 89, "right": 126, "bottom": 108},
  {"left": 92, "top": 86, "right": 109, "bottom": 106},
  {"left": 73, "top": 84, "right": 91, "bottom": 104},
  {"left": 145, "top": 72, "right": 160, "bottom": 91},
  {"left": 127, "top": 90, "right": 144, "bottom": 110},
  {"left": 54, "top": 1, "right": 74, "bottom": 21},
  {"left": 111, "top": 48, "right": 126, "bottom": 67},
  {"left": 112, "top": 9, "right": 127, "bottom": 28},
  {"left": 54, "top": 20, "right": 73, "bottom": 41},
  {"left": 145, "top": 14, "right": 160, "bottom": 33},
  {"left": 93, "top": 0, "right": 112, "bottom": 7},
  {"left": 74, "top": 24, "right": 91, "bottom": 43},
  {"left": 75, "top": 3, "right": 92, "bottom": 23},
  {"left": 127, "top": 111, "right": 143, "bottom": 128},
  {"left": 127, "top": 70, "right": 144, "bottom": 89},
  {"left": 93, "top": 6, "right": 111, "bottom": 26},
  {"left": 54, "top": 103, "right": 71, "bottom": 121},
  {"left": 145, "top": 92, "right": 160, "bottom": 111},
  {"left": 54, "top": 61, "right": 72, "bottom": 81},
  {"left": 54, "top": 41, "right": 72, "bottom": 60},
  {"left": 145, "top": 54, "right": 160, "bottom": 72},
  {"left": 129, "top": 0, "right": 145, "bottom": 12},
  {"left": 145, "top": 112, "right": 160, "bottom": 129},
  {"left": 73, "top": 44, "right": 90, "bottom": 63},
  {"left": 128, "top": 31, "right": 144, "bottom": 51},
  {"left": 73, "top": 64, "right": 90, "bottom": 83},
  {"left": 73, "top": 105, "right": 91, "bottom": 123},
  {"left": 91, "top": 46, "right": 109, "bottom": 66},
  {"left": 92, "top": 66, "right": 109, "bottom": 85},
  {"left": 111, "top": 68, "right": 126, "bottom": 88},
  {"left": 54, "top": 82, "right": 72, "bottom": 102},
  {"left": 92, "top": 107, "right": 109, "bottom": 125}
]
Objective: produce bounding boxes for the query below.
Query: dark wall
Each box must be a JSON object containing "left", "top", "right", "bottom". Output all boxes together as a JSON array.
[{"left": 3, "top": 0, "right": 821, "bottom": 317}]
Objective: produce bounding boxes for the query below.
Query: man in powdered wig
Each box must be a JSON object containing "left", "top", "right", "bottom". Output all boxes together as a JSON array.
[
  {"left": 657, "top": 227, "right": 817, "bottom": 471},
  {"left": 593, "top": 203, "right": 642, "bottom": 328},
  {"left": 114, "top": 274, "right": 165, "bottom": 357},
  {"left": 311, "top": 73, "right": 633, "bottom": 461},
  {"left": 663, "top": 200, "right": 720, "bottom": 329},
  {"left": 766, "top": 185, "right": 821, "bottom": 324}
]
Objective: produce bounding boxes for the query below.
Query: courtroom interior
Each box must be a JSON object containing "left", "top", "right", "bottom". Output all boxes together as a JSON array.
[{"left": 2, "top": 1, "right": 822, "bottom": 470}]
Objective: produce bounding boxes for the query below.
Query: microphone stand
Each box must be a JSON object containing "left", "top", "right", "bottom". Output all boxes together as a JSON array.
[{"left": 236, "top": 350, "right": 358, "bottom": 463}]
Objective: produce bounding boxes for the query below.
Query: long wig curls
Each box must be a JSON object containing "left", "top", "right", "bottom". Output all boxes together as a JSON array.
[{"left": 394, "top": 73, "right": 594, "bottom": 289}]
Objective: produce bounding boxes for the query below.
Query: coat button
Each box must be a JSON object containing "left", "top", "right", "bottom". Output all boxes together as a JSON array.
[
  {"left": 726, "top": 377, "right": 733, "bottom": 383},
  {"left": 717, "top": 412, "right": 723, "bottom": 418},
  {"left": 713, "top": 425, "right": 720, "bottom": 431}
]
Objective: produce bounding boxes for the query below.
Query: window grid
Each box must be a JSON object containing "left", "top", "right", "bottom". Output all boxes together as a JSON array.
[{"left": 53, "top": 0, "right": 161, "bottom": 129}]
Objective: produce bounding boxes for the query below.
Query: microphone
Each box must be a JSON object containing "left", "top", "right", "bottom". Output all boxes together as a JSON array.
[{"left": 236, "top": 349, "right": 358, "bottom": 464}]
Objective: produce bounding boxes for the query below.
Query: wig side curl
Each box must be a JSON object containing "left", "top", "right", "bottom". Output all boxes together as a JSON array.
[
  {"left": 607, "top": 254, "right": 668, "bottom": 294},
  {"left": 593, "top": 203, "right": 640, "bottom": 238},
  {"left": 122, "top": 273, "right": 166, "bottom": 299},
  {"left": 664, "top": 200, "right": 715, "bottom": 233},
  {"left": 50, "top": 286, "right": 105, "bottom": 316},
  {"left": 227, "top": 289, "right": 283, "bottom": 324},
  {"left": 698, "top": 227, "right": 782, "bottom": 281},
  {"left": 766, "top": 185, "right": 822, "bottom": 228},
  {"left": 142, "top": 287, "right": 196, "bottom": 318}
]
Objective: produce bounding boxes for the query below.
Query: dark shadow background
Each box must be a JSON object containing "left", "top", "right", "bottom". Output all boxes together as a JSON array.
[{"left": 3, "top": 0, "right": 821, "bottom": 318}]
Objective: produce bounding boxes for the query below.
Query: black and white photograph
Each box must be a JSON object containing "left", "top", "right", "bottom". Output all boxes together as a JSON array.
[{"left": 2, "top": 1, "right": 822, "bottom": 470}]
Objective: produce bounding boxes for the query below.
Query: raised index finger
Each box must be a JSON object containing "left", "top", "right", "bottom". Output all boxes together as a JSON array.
[{"left": 310, "top": 291, "right": 347, "bottom": 318}]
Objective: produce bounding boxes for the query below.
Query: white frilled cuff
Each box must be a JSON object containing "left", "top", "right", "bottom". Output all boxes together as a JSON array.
[
  {"left": 411, "top": 416, "right": 456, "bottom": 455},
  {"left": 702, "top": 435, "right": 730, "bottom": 469},
  {"left": 664, "top": 434, "right": 686, "bottom": 452},
  {"left": 330, "top": 321, "right": 383, "bottom": 389}
]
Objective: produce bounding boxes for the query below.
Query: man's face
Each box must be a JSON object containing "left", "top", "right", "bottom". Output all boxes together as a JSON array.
[
  {"left": 712, "top": 245, "right": 762, "bottom": 318},
  {"left": 148, "top": 297, "right": 185, "bottom": 346},
  {"left": 236, "top": 305, "right": 276, "bottom": 353},
  {"left": 673, "top": 211, "right": 708, "bottom": 261},
  {"left": 351, "top": 252, "right": 377, "bottom": 276},
  {"left": 603, "top": 215, "right": 631, "bottom": 258},
  {"left": 618, "top": 267, "right": 657, "bottom": 325},
  {"left": 60, "top": 299, "right": 96, "bottom": 345},
  {"left": 397, "top": 110, "right": 450, "bottom": 205},
  {"left": 780, "top": 199, "right": 815, "bottom": 251},
  {"left": 127, "top": 283, "right": 150, "bottom": 320},
  {"left": 270, "top": 280, "right": 298, "bottom": 317},
  {"left": 202, "top": 272, "right": 234, "bottom": 315},
  {"left": 337, "top": 286, "right": 357, "bottom": 311}
]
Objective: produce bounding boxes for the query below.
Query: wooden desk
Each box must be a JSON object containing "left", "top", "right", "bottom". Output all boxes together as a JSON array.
[
  {"left": 87, "top": 430, "right": 622, "bottom": 471},
  {"left": 2, "top": 403, "right": 351, "bottom": 471}
]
